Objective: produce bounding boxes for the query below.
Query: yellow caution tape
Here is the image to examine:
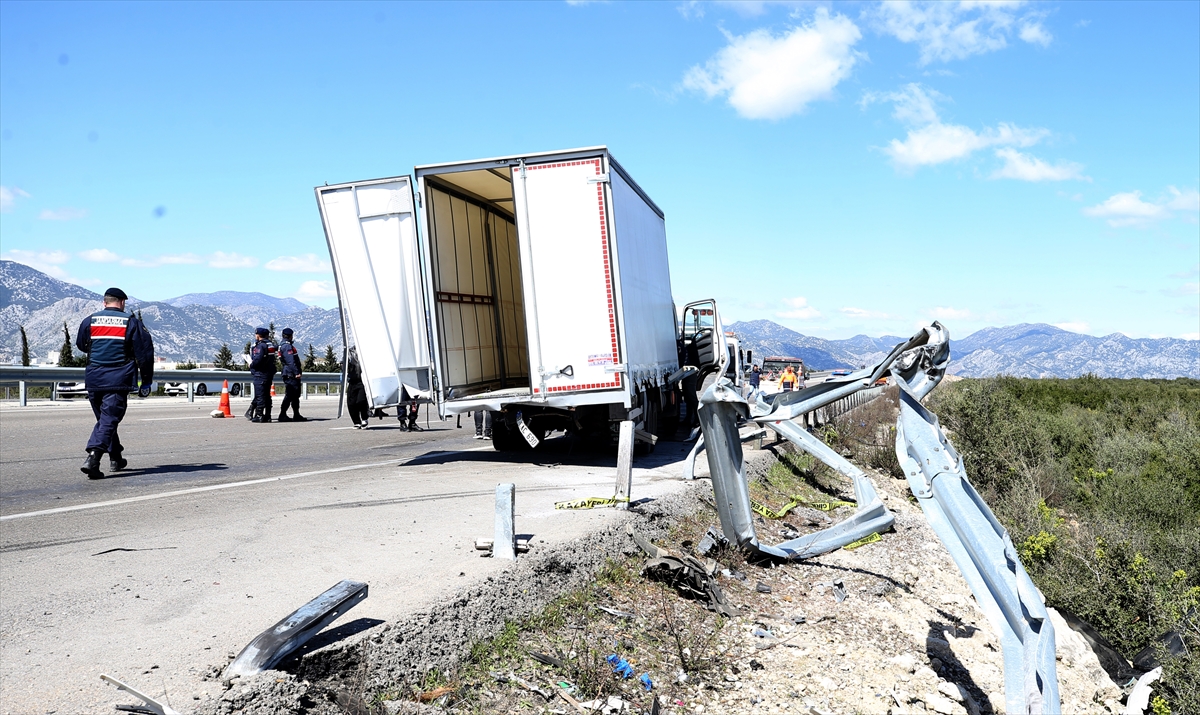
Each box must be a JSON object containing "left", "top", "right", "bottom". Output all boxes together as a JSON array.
[
  {"left": 791, "top": 495, "right": 855, "bottom": 511},
  {"left": 842, "top": 532, "right": 882, "bottom": 550},
  {"left": 751, "top": 495, "right": 857, "bottom": 519},
  {"left": 554, "top": 496, "right": 630, "bottom": 510}
]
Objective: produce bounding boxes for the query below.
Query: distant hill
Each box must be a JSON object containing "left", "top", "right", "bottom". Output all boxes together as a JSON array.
[
  {"left": 728, "top": 319, "right": 1199, "bottom": 379},
  {"left": 0, "top": 260, "right": 343, "bottom": 363}
]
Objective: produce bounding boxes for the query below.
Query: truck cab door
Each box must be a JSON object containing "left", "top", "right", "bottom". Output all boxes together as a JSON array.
[
  {"left": 680, "top": 299, "right": 729, "bottom": 381},
  {"left": 316, "top": 177, "right": 434, "bottom": 409}
]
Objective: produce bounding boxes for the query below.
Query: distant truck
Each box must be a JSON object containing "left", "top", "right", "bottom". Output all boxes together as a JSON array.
[
  {"left": 761, "top": 355, "right": 806, "bottom": 380},
  {"left": 316, "top": 146, "right": 728, "bottom": 451}
]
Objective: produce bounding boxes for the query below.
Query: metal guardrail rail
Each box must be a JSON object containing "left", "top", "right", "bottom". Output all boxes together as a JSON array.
[
  {"left": 695, "top": 323, "right": 1060, "bottom": 713},
  {"left": 0, "top": 366, "right": 344, "bottom": 406}
]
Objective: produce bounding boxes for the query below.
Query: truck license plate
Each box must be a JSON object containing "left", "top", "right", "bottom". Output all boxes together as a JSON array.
[{"left": 516, "top": 411, "right": 540, "bottom": 448}]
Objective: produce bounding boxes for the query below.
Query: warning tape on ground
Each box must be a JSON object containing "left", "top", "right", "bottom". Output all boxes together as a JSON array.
[
  {"left": 842, "top": 532, "right": 882, "bottom": 550},
  {"left": 750, "top": 495, "right": 856, "bottom": 520},
  {"left": 554, "top": 496, "right": 630, "bottom": 510}
]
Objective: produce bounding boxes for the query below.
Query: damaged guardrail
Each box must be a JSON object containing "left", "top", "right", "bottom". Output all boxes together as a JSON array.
[{"left": 694, "top": 322, "right": 1061, "bottom": 714}]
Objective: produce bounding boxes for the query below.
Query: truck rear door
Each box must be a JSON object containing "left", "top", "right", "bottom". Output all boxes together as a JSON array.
[
  {"left": 316, "top": 177, "right": 434, "bottom": 408},
  {"left": 512, "top": 156, "right": 623, "bottom": 397}
]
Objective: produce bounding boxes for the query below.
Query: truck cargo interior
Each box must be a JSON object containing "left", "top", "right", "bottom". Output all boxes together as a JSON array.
[{"left": 424, "top": 167, "right": 530, "bottom": 400}]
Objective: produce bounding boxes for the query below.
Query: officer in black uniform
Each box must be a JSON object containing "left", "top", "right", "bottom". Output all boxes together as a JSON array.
[
  {"left": 248, "top": 327, "right": 278, "bottom": 423},
  {"left": 76, "top": 287, "right": 154, "bottom": 479},
  {"left": 276, "top": 328, "right": 305, "bottom": 422}
]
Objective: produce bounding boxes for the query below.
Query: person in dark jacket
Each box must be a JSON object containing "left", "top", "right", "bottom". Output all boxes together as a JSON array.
[
  {"left": 748, "top": 364, "right": 762, "bottom": 391},
  {"left": 75, "top": 287, "right": 154, "bottom": 478},
  {"left": 248, "top": 327, "right": 278, "bottom": 423},
  {"left": 276, "top": 328, "right": 305, "bottom": 422},
  {"left": 345, "top": 346, "right": 371, "bottom": 429}
]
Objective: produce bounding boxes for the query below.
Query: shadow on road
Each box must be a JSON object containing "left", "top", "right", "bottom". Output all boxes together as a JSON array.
[
  {"left": 96, "top": 462, "right": 228, "bottom": 479},
  {"left": 400, "top": 434, "right": 692, "bottom": 472}
]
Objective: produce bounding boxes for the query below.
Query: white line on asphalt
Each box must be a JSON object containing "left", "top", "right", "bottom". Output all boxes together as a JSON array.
[
  {"left": 0, "top": 459, "right": 404, "bottom": 521},
  {"left": 139, "top": 416, "right": 215, "bottom": 421}
]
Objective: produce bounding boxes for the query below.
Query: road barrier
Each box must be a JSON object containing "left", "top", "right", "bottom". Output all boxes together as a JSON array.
[{"left": 0, "top": 366, "right": 342, "bottom": 406}]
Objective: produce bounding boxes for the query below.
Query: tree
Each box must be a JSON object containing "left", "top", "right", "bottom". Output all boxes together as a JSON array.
[
  {"left": 177, "top": 359, "right": 198, "bottom": 370},
  {"left": 268, "top": 321, "right": 277, "bottom": 343},
  {"left": 303, "top": 343, "right": 317, "bottom": 372},
  {"left": 214, "top": 344, "right": 236, "bottom": 370},
  {"left": 320, "top": 345, "right": 341, "bottom": 373},
  {"left": 57, "top": 322, "right": 85, "bottom": 367},
  {"left": 19, "top": 326, "right": 30, "bottom": 366}
]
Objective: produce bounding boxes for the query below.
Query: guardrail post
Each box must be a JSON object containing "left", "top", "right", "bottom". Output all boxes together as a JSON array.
[
  {"left": 249, "top": 382, "right": 255, "bottom": 402},
  {"left": 494, "top": 483, "right": 516, "bottom": 560},
  {"left": 50, "top": 382, "right": 56, "bottom": 401},
  {"left": 19, "top": 381, "right": 27, "bottom": 407},
  {"left": 614, "top": 420, "right": 634, "bottom": 509},
  {"left": 302, "top": 382, "right": 308, "bottom": 400},
  {"left": 187, "top": 382, "right": 194, "bottom": 403}
]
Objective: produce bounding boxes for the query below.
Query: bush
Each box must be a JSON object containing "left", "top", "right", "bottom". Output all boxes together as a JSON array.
[{"left": 929, "top": 376, "right": 1200, "bottom": 709}]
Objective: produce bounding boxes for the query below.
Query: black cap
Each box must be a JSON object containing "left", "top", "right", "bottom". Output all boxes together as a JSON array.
[
  {"left": 104, "top": 287, "right": 128, "bottom": 301},
  {"left": 281, "top": 328, "right": 293, "bottom": 338},
  {"left": 255, "top": 327, "right": 269, "bottom": 337}
]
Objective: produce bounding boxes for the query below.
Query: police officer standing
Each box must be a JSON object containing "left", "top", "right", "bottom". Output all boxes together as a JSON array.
[
  {"left": 248, "top": 327, "right": 278, "bottom": 423},
  {"left": 76, "top": 287, "right": 154, "bottom": 479},
  {"left": 277, "top": 328, "right": 306, "bottom": 422}
]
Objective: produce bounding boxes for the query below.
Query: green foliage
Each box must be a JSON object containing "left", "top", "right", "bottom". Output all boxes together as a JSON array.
[
  {"left": 303, "top": 343, "right": 318, "bottom": 372},
  {"left": 213, "top": 344, "right": 236, "bottom": 371},
  {"left": 57, "top": 322, "right": 86, "bottom": 367},
  {"left": 929, "top": 376, "right": 1200, "bottom": 708},
  {"left": 19, "top": 325, "right": 30, "bottom": 366},
  {"left": 319, "top": 344, "right": 341, "bottom": 373},
  {"left": 176, "top": 359, "right": 198, "bottom": 370},
  {"left": 1151, "top": 696, "right": 1171, "bottom": 715}
]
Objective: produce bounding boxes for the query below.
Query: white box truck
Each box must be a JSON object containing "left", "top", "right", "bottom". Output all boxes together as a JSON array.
[{"left": 316, "top": 146, "right": 726, "bottom": 450}]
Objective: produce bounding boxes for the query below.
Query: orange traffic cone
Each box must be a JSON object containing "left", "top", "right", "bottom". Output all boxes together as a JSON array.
[
  {"left": 270, "top": 383, "right": 276, "bottom": 397},
  {"left": 219, "top": 380, "right": 232, "bottom": 417}
]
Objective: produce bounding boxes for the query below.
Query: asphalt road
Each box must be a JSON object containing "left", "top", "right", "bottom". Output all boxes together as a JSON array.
[{"left": 0, "top": 395, "right": 697, "bottom": 714}]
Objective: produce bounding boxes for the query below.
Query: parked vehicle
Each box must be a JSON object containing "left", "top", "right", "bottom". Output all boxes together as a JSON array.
[
  {"left": 163, "top": 369, "right": 242, "bottom": 397},
  {"left": 761, "top": 356, "right": 806, "bottom": 380},
  {"left": 55, "top": 381, "right": 87, "bottom": 398},
  {"left": 317, "top": 146, "right": 727, "bottom": 451}
]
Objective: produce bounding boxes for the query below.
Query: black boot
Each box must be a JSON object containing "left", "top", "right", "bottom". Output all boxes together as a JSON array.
[
  {"left": 292, "top": 414, "right": 307, "bottom": 422},
  {"left": 251, "top": 407, "right": 263, "bottom": 423},
  {"left": 110, "top": 452, "right": 128, "bottom": 471},
  {"left": 81, "top": 450, "right": 103, "bottom": 479},
  {"left": 244, "top": 404, "right": 255, "bottom": 421},
  {"left": 277, "top": 413, "right": 292, "bottom": 422},
  {"left": 260, "top": 408, "right": 271, "bottom": 423}
]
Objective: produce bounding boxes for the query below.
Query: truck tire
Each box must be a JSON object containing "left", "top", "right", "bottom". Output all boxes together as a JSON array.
[
  {"left": 492, "top": 416, "right": 542, "bottom": 452},
  {"left": 658, "top": 386, "right": 680, "bottom": 439}
]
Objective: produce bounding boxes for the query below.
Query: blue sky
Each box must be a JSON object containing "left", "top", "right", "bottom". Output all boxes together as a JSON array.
[{"left": 1, "top": 0, "right": 1197, "bottom": 340}]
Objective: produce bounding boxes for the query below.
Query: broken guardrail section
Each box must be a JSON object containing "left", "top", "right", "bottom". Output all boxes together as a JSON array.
[
  {"left": 224, "top": 579, "right": 368, "bottom": 678},
  {"left": 695, "top": 322, "right": 1060, "bottom": 713}
]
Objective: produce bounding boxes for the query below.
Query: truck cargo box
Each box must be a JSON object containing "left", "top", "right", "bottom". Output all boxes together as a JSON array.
[{"left": 317, "top": 147, "right": 678, "bottom": 421}]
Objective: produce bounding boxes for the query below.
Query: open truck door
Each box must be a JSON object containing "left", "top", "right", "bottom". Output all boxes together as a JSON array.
[
  {"left": 680, "top": 298, "right": 728, "bottom": 382},
  {"left": 316, "top": 177, "right": 434, "bottom": 410},
  {"left": 511, "top": 156, "right": 624, "bottom": 398}
]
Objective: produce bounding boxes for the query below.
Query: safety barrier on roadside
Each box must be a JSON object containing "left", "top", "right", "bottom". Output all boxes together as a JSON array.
[{"left": 695, "top": 322, "right": 1060, "bottom": 713}]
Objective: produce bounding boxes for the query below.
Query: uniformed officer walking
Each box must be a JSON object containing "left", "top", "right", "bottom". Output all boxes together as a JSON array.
[
  {"left": 277, "top": 327, "right": 306, "bottom": 422},
  {"left": 248, "top": 327, "right": 278, "bottom": 423},
  {"left": 75, "top": 287, "right": 154, "bottom": 479}
]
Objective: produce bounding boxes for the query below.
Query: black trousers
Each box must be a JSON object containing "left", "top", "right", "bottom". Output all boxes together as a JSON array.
[
  {"left": 280, "top": 379, "right": 301, "bottom": 417},
  {"left": 252, "top": 375, "right": 273, "bottom": 416},
  {"left": 87, "top": 391, "right": 127, "bottom": 454}
]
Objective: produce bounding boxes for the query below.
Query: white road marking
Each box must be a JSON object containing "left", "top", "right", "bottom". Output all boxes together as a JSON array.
[
  {"left": 139, "top": 416, "right": 216, "bottom": 421},
  {"left": 0, "top": 459, "right": 404, "bottom": 521}
]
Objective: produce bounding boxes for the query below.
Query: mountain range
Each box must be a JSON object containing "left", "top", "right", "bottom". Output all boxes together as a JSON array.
[
  {"left": 0, "top": 260, "right": 344, "bottom": 364},
  {"left": 727, "top": 319, "right": 1199, "bottom": 379},
  {"left": 2, "top": 260, "right": 1195, "bottom": 377}
]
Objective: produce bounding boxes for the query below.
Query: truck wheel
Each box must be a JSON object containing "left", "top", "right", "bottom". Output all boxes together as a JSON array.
[
  {"left": 491, "top": 418, "right": 531, "bottom": 452},
  {"left": 658, "top": 386, "right": 680, "bottom": 439}
]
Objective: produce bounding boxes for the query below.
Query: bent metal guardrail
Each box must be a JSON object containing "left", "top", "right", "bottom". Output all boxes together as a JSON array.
[
  {"left": 695, "top": 322, "right": 1060, "bottom": 714},
  {"left": 0, "top": 366, "right": 344, "bottom": 406}
]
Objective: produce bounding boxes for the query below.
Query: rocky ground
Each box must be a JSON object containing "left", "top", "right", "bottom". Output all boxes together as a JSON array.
[{"left": 194, "top": 434, "right": 1126, "bottom": 715}]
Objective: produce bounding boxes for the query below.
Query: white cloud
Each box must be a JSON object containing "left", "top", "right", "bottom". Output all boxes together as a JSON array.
[
  {"left": 1182, "top": 332, "right": 1200, "bottom": 341},
  {"left": 295, "top": 280, "right": 338, "bottom": 301},
  {"left": 683, "top": 8, "right": 862, "bottom": 120},
  {"left": 0, "top": 249, "right": 87, "bottom": 283},
  {"left": 1053, "top": 321, "right": 1090, "bottom": 334},
  {"left": 118, "top": 253, "right": 204, "bottom": 268},
  {"left": 992, "top": 148, "right": 1088, "bottom": 182},
  {"left": 1019, "top": 21, "right": 1052, "bottom": 46},
  {"left": 930, "top": 306, "right": 972, "bottom": 320},
  {"left": 1167, "top": 186, "right": 1200, "bottom": 212},
  {"left": 208, "top": 251, "right": 259, "bottom": 269},
  {"left": 0, "top": 186, "right": 31, "bottom": 212},
  {"left": 776, "top": 296, "right": 822, "bottom": 320},
  {"left": 868, "top": 1, "right": 1051, "bottom": 65},
  {"left": 38, "top": 207, "right": 88, "bottom": 221},
  {"left": 1083, "top": 190, "right": 1172, "bottom": 227},
  {"left": 265, "top": 254, "right": 331, "bottom": 273},
  {"left": 1163, "top": 282, "right": 1200, "bottom": 298},
  {"left": 866, "top": 83, "right": 1054, "bottom": 169},
  {"left": 79, "top": 248, "right": 121, "bottom": 263},
  {"left": 840, "top": 306, "right": 892, "bottom": 320}
]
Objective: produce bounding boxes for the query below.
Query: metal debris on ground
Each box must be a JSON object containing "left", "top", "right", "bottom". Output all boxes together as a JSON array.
[
  {"left": 490, "top": 671, "right": 552, "bottom": 700},
  {"left": 754, "top": 582, "right": 772, "bottom": 594},
  {"left": 695, "top": 526, "right": 728, "bottom": 557},
  {"left": 638, "top": 544, "right": 737, "bottom": 618},
  {"left": 832, "top": 579, "right": 847, "bottom": 603},
  {"left": 530, "top": 651, "right": 568, "bottom": 669},
  {"left": 473, "top": 537, "right": 531, "bottom": 556},
  {"left": 99, "top": 674, "right": 181, "bottom": 715},
  {"left": 224, "top": 579, "right": 368, "bottom": 678},
  {"left": 595, "top": 604, "right": 636, "bottom": 619}
]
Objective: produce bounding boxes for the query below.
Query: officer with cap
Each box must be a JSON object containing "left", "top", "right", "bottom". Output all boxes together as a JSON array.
[
  {"left": 276, "top": 327, "right": 306, "bottom": 422},
  {"left": 75, "top": 287, "right": 154, "bottom": 479},
  {"left": 248, "top": 327, "right": 278, "bottom": 423}
]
